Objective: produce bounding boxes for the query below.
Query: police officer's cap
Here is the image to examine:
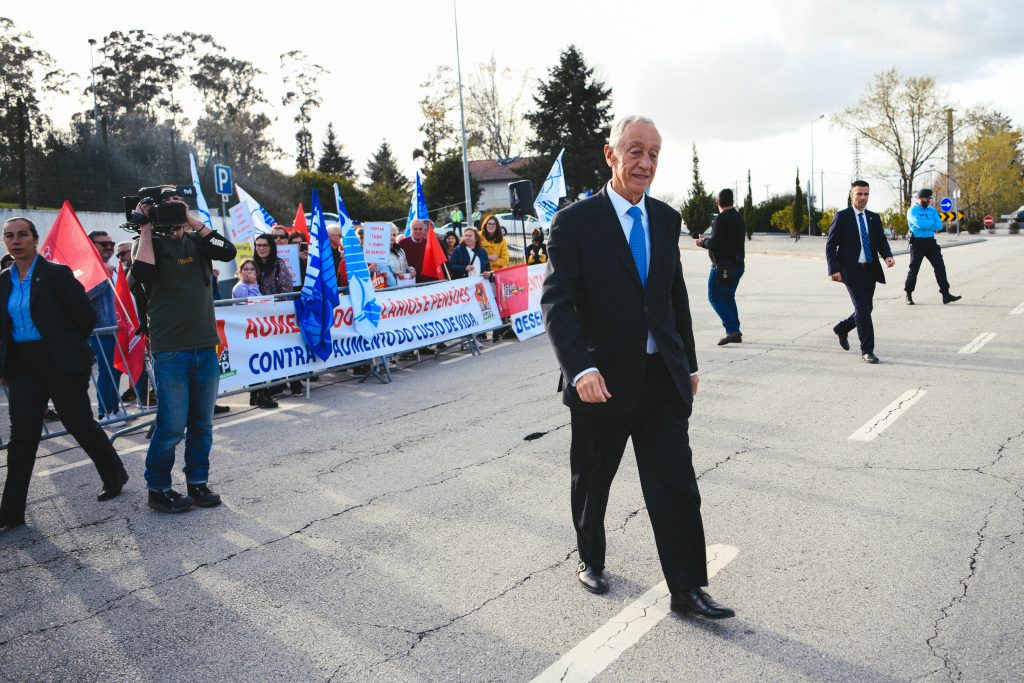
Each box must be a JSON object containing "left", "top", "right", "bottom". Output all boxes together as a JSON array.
[{"left": 917, "top": 188, "right": 933, "bottom": 198}]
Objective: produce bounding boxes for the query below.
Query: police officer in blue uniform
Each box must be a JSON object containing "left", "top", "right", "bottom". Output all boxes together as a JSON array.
[{"left": 904, "top": 188, "right": 961, "bottom": 305}]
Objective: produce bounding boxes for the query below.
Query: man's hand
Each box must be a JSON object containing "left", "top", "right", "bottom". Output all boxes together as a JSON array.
[
  {"left": 576, "top": 370, "right": 612, "bottom": 403},
  {"left": 884, "top": 257, "right": 895, "bottom": 268},
  {"left": 694, "top": 238, "right": 703, "bottom": 247},
  {"left": 830, "top": 272, "right": 842, "bottom": 282}
]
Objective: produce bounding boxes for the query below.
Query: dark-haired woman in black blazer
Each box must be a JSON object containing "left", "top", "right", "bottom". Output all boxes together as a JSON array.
[{"left": 0, "top": 217, "right": 128, "bottom": 530}]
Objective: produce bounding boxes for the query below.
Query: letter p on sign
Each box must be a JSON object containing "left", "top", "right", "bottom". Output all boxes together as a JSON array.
[{"left": 214, "top": 164, "right": 233, "bottom": 197}]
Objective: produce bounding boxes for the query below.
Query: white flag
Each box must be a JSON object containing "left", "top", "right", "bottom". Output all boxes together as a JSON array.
[
  {"left": 533, "top": 149, "right": 566, "bottom": 228},
  {"left": 235, "top": 183, "right": 276, "bottom": 235},
  {"left": 189, "top": 153, "right": 214, "bottom": 229}
]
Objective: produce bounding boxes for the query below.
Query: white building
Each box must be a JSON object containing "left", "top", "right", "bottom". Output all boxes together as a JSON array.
[{"left": 469, "top": 158, "right": 535, "bottom": 212}]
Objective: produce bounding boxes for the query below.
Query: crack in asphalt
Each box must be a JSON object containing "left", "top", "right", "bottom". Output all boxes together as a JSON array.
[
  {"left": 346, "top": 547, "right": 579, "bottom": 682},
  {"left": 858, "top": 389, "right": 926, "bottom": 439},
  {"left": 925, "top": 505, "right": 994, "bottom": 682}
]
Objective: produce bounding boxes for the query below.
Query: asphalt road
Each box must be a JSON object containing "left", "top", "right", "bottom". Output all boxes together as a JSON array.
[{"left": 1, "top": 235, "right": 1021, "bottom": 682}]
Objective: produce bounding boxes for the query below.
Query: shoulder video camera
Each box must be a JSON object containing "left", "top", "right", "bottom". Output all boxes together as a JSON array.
[{"left": 122, "top": 185, "right": 196, "bottom": 232}]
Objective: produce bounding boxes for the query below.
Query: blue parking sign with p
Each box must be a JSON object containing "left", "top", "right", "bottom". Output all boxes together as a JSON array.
[{"left": 214, "top": 164, "right": 233, "bottom": 196}]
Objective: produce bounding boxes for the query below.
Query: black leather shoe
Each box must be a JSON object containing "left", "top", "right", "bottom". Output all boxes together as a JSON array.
[
  {"left": 942, "top": 293, "right": 961, "bottom": 304},
  {"left": 905, "top": 292, "right": 915, "bottom": 305},
  {"left": 863, "top": 352, "right": 880, "bottom": 364},
  {"left": 670, "top": 588, "right": 735, "bottom": 619},
  {"left": 148, "top": 489, "right": 194, "bottom": 514},
  {"left": 256, "top": 391, "right": 278, "bottom": 409},
  {"left": 214, "top": 404, "right": 231, "bottom": 414},
  {"left": 717, "top": 332, "right": 743, "bottom": 346},
  {"left": 97, "top": 469, "right": 129, "bottom": 502},
  {"left": 187, "top": 484, "right": 222, "bottom": 508},
  {"left": 834, "top": 328, "right": 850, "bottom": 351},
  {"left": 0, "top": 516, "right": 26, "bottom": 530},
  {"left": 577, "top": 562, "right": 609, "bottom": 594}
]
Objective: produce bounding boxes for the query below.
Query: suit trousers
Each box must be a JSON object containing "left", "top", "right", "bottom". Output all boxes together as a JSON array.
[
  {"left": 569, "top": 353, "right": 709, "bottom": 594},
  {"left": 904, "top": 238, "right": 950, "bottom": 294},
  {"left": 836, "top": 267, "right": 877, "bottom": 354},
  {"left": 0, "top": 343, "right": 125, "bottom": 522}
]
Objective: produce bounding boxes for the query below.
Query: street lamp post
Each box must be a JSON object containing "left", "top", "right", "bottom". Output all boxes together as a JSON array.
[
  {"left": 810, "top": 114, "right": 824, "bottom": 235},
  {"left": 88, "top": 39, "right": 100, "bottom": 133},
  {"left": 452, "top": 1, "right": 473, "bottom": 227}
]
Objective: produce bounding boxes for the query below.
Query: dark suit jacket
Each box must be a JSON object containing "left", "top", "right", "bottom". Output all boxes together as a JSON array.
[
  {"left": 0, "top": 256, "right": 97, "bottom": 377},
  {"left": 446, "top": 244, "right": 491, "bottom": 278},
  {"left": 542, "top": 186, "right": 698, "bottom": 414},
  {"left": 825, "top": 207, "right": 893, "bottom": 284},
  {"left": 698, "top": 207, "right": 745, "bottom": 266}
]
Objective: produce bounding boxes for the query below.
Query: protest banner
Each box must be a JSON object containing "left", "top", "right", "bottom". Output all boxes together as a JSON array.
[
  {"left": 508, "top": 264, "right": 547, "bottom": 341},
  {"left": 215, "top": 276, "right": 501, "bottom": 391},
  {"left": 228, "top": 203, "right": 255, "bottom": 242},
  {"left": 234, "top": 241, "right": 254, "bottom": 268},
  {"left": 492, "top": 264, "right": 529, "bottom": 318},
  {"left": 277, "top": 243, "right": 302, "bottom": 287},
  {"left": 361, "top": 221, "right": 391, "bottom": 265}
]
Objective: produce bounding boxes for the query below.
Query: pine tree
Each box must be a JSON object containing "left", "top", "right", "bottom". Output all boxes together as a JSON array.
[
  {"left": 524, "top": 45, "right": 613, "bottom": 198},
  {"left": 679, "top": 145, "right": 716, "bottom": 236},
  {"left": 792, "top": 169, "right": 804, "bottom": 238},
  {"left": 742, "top": 170, "right": 755, "bottom": 240},
  {"left": 317, "top": 123, "right": 354, "bottom": 177},
  {"left": 364, "top": 140, "right": 409, "bottom": 191}
]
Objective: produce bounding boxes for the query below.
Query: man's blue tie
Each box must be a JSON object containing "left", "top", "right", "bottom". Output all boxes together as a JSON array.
[
  {"left": 857, "top": 212, "right": 873, "bottom": 263},
  {"left": 626, "top": 206, "right": 647, "bottom": 286}
]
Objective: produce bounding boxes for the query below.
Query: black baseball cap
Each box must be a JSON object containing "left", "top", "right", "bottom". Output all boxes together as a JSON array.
[{"left": 917, "top": 188, "right": 933, "bottom": 198}]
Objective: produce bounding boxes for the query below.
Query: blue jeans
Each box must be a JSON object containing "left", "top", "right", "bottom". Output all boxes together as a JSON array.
[
  {"left": 707, "top": 266, "right": 744, "bottom": 334},
  {"left": 88, "top": 334, "right": 121, "bottom": 418},
  {"left": 145, "top": 347, "right": 219, "bottom": 491}
]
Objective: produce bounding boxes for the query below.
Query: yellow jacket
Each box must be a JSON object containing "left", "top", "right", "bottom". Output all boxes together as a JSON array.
[{"left": 480, "top": 235, "right": 509, "bottom": 270}]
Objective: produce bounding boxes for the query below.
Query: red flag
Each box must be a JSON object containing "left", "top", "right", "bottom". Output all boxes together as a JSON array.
[
  {"left": 492, "top": 264, "right": 529, "bottom": 317},
  {"left": 38, "top": 201, "right": 109, "bottom": 292},
  {"left": 112, "top": 261, "right": 147, "bottom": 385},
  {"left": 292, "top": 204, "right": 310, "bottom": 242},
  {"left": 421, "top": 225, "right": 448, "bottom": 281}
]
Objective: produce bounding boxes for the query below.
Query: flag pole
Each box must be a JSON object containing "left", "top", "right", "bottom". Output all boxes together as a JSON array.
[{"left": 453, "top": 0, "right": 473, "bottom": 225}]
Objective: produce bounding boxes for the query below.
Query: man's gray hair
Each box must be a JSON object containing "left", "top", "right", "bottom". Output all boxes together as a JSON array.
[{"left": 608, "top": 115, "right": 656, "bottom": 149}]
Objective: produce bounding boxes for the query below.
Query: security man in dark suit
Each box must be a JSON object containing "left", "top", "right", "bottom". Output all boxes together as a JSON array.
[
  {"left": 0, "top": 217, "right": 128, "bottom": 530},
  {"left": 825, "top": 180, "right": 895, "bottom": 364},
  {"left": 542, "top": 115, "right": 734, "bottom": 619}
]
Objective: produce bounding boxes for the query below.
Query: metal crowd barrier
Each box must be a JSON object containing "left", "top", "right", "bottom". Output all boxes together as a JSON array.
[{"left": 0, "top": 278, "right": 511, "bottom": 450}]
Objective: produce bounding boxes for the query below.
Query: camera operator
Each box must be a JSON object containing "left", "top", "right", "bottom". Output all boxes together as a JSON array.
[{"left": 130, "top": 189, "right": 236, "bottom": 514}]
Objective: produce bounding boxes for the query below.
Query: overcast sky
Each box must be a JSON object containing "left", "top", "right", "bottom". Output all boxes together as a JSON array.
[{"left": 8, "top": 0, "right": 1024, "bottom": 211}]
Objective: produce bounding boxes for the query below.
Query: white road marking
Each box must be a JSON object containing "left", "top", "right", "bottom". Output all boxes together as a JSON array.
[
  {"left": 848, "top": 389, "right": 927, "bottom": 442},
  {"left": 1009, "top": 302, "right": 1024, "bottom": 316},
  {"left": 530, "top": 544, "right": 739, "bottom": 683},
  {"left": 957, "top": 332, "right": 996, "bottom": 355},
  {"left": 35, "top": 403, "right": 305, "bottom": 477}
]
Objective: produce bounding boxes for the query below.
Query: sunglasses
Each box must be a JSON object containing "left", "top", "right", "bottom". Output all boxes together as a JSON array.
[
  {"left": 117, "top": 251, "right": 131, "bottom": 259},
  {"left": 94, "top": 240, "right": 115, "bottom": 247}
]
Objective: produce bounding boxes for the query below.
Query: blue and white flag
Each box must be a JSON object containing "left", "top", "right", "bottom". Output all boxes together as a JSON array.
[
  {"left": 405, "top": 172, "right": 430, "bottom": 236},
  {"left": 235, "top": 183, "right": 278, "bottom": 234},
  {"left": 189, "top": 153, "right": 214, "bottom": 229},
  {"left": 294, "top": 188, "right": 340, "bottom": 361},
  {"left": 533, "top": 148, "right": 566, "bottom": 228},
  {"left": 333, "top": 183, "right": 353, "bottom": 235},
  {"left": 335, "top": 183, "right": 381, "bottom": 339}
]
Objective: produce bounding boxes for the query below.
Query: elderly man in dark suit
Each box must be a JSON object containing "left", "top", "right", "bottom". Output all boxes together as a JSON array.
[
  {"left": 825, "top": 180, "right": 895, "bottom": 364},
  {"left": 541, "top": 115, "right": 734, "bottom": 619}
]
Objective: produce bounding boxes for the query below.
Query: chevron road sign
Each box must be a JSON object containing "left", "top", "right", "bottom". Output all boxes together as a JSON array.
[{"left": 938, "top": 211, "right": 963, "bottom": 222}]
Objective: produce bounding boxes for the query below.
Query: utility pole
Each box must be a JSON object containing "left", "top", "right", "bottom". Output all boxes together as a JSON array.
[
  {"left": 946, "top": 108, "right": 959, "bottom": 236},
  {"left": 453, "top": 0, "right": 473, "bottom": 225}
]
